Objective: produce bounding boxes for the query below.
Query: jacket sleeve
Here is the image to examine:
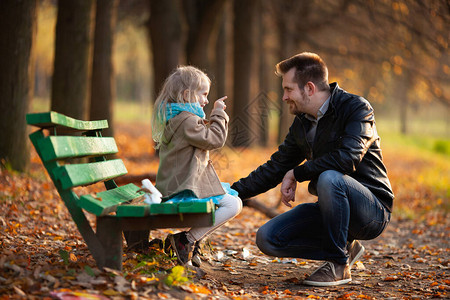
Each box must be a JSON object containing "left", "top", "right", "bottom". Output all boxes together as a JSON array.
[
  {"left": 232, "top": 120, "right": 306, "bottom": 200},
  {"left": 182, "top": 108, "right": 229, "bottom": 150},
  {"left": 293, "top": 98, "right": 377, "bottom": 182}
]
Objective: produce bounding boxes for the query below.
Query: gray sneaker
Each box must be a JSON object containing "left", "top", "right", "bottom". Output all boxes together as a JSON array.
[
  {"left": 303, "top": 261, "right": 351, "bottom": 286},
  {"left": 347, "top": 240, "right": 365, "bottom": 268},
  {"left": 168, "top": 232, "right": 194, "bottom": 265},
  {"left": 191, "top": 241, "right": 202, "bottom": 267}
]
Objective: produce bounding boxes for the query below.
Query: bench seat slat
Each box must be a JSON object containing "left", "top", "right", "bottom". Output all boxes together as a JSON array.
[
  {"left": 37, "top": 136, "right": 118, "bottom": 162},
  {"left": 116, "top": 199, "right": 215, "bottom": 217},
  {"left": 26, "top": 111, "right": 108, "bottom": 131},
  {"left": 79, "top": 183, "right": 143, "bottom": 216},
  {"left": 55, "top": 159, "right": 127, "bottom": 189}
]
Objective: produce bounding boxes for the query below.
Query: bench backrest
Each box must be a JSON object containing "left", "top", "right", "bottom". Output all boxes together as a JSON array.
[
  {"left": 27, "top": 111, "right": 126, "bottom": 191},
  {"left": 26, "top": 111, "right": 140, "bottom": 259},
  {"left": 27, "top": 111, "right": 215, "bottom": 220}
]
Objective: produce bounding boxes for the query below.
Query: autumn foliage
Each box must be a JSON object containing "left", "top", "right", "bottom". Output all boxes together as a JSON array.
[{"left": 0, "top": 123, "right": 448, "bottom": 299}]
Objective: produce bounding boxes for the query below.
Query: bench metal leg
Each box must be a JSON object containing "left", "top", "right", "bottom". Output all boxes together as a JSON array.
[
  {"left": 124, "top": 230, "right": 150, "bottom": 252},
  {"left": 96, "top": 217, "right": 123, "bottom": 270}
]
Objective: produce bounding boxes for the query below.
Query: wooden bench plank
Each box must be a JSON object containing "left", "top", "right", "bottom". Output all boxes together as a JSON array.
[
  {"left": 54, "top": 159, "right": 127, "bottom": 189},
  {"left": 37, "top": 136, "right": 118, "bottom": 162},
  {"left": 26, "top": 111, "right": 108, "bottom": 131},
  {"left": 120, "top": 213, "right": 215, "bottom": 230},
  {"left": 116, "top": 199, "right": 215, "bottom": 217},
  {"left": 79, "top": 183, "right": 144, "bottom": 216},
  {"left": 158, "top": 200, "right": 215, "bottom": 214}
]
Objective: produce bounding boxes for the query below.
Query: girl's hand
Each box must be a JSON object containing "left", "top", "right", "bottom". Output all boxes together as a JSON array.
[{"left": 214, "top": 96, "right": 227, "bottom": 110}]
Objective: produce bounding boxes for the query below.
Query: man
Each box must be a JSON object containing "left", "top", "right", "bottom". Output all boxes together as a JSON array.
[{"left": 231, "top": 52, "right": 394, "bottom": 286}]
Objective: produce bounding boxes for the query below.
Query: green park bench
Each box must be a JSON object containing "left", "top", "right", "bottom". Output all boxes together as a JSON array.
[{"left": 26, "top": 111, "right": 215, "bottom": 271}]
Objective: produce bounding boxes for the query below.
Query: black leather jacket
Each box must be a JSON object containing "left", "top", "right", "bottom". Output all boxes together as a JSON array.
[{"left": 231, "top": 83, "right": 394, "bottom": 212}]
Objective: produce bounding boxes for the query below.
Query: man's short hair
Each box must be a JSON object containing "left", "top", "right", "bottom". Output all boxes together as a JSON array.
[{"left": 276, "top": 52, "right": 329, "bottom": 91}]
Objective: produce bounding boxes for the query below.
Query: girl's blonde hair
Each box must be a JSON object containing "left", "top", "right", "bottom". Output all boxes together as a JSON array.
[{"left": 151, "top": 66, "right": 211, "bottom": 148}]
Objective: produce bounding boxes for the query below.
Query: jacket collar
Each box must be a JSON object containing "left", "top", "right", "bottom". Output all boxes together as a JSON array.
[
  {"left": 326, "top": 82, "right": 340, "bottom": 118},
  {"left": 296, "top": 82, "right": 340, "bottom": 121}
]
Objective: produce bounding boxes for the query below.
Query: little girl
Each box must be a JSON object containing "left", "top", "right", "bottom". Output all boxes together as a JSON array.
[{"left": 151, "top": 66, "right": 242, "bottom": 266}]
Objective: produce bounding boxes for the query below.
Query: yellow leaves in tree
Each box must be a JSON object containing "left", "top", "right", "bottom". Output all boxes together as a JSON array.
[
  {"left": 392, "top": 1, "right": 409, "bottom": 15},
  {"left": 391, "top": 55, "right": 404, "bottom": 75}
]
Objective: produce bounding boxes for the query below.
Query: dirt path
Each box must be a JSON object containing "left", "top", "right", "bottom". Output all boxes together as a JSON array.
[{"left": 193, "top": 207, "right": 449, "bottom": 299}]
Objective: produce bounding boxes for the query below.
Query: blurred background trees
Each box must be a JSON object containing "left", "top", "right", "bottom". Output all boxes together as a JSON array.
[
  {"left": 51, "top": 0, "right": 95, "bottom": 120},
  {"left": 0, "top": 0, "right": 37, "bottom": 172},
  {"left": 0, "top": 0, "right": 448, "bottom": 171},
  {"left": 90, "top": 0, "right": 118, "bottom": 138}
]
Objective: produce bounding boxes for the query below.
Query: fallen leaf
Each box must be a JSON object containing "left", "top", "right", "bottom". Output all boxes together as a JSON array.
[{"left": 384, "top": 276, "right": 400, "bottom": 281}]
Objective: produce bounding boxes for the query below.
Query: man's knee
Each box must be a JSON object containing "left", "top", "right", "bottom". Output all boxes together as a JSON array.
[
  {"left": 255, "top": 226, "right": 272, "bottom": 255},
  {"left": 317, "top": 170, "right": 345, "bottom": 191},
  {"left": 316, "top": 170, "right": 348, "bottom": 212}
]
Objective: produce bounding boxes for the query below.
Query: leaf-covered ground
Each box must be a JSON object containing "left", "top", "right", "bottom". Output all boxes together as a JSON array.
[{"left": 1, "top": 123, "right": 449, "bottom": 299}]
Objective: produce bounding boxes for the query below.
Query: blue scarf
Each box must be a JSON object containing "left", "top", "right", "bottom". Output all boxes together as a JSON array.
[{"left": 165, "top": 102, "right": 206, "bottom": 121}]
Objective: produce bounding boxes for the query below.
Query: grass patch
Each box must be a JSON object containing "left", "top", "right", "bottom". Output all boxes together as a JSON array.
[
  {"left": 379, "top": 130, "right": 450, "bottom": 220},
  {"left": 114, "top": 99, "right": 152, "bottom": 123},
  {"left": 433, "top": 139, "right": 450, "bottom": 155},
  {"left": 379, "top": 130, "right": 450, "bottom": 157},
  {"left": 31, "top": 97, "right": 51, "bottom": 112}
]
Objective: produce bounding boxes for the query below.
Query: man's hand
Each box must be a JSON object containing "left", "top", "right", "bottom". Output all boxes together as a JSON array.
[{"left": 281, "top": 169, "right": 297, "bottom": 207}]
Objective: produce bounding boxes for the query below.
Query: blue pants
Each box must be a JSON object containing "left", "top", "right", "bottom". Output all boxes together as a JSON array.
[{"left": 256, "top": 170, "right": 391, "bottom": 265}]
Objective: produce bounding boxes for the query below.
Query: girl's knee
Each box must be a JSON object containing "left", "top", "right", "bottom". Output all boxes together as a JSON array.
[
  {"left": 220, "top": 195, "right": 242, "bottom": 217},
  {"left": 236, "top": 197, "right": 243, "bottom": 213},
  {"left": 232, "top": 196, "right": 243, "bottom": 216}
]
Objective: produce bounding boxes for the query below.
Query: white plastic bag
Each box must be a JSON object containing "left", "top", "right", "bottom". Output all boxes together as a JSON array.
[{"left": 140, "top": 179, "right": 162, "bottom": 204}]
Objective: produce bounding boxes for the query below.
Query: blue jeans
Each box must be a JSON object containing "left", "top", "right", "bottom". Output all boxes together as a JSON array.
[{"left": 256, "top": 170, "right": 391, "bottom": 265}]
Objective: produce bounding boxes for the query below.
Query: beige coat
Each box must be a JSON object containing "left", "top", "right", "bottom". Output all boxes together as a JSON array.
[{"left": 155, "top": 108, "right": 229, "bottom": 199}]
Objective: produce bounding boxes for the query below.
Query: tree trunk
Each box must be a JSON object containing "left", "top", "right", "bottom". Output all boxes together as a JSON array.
[
  {"left": 184, "top": 0, "right": 226, "bottom": 69},
  {"left": 148, "top": 0, "right": 184, "bottom": 100},
  {"left": 256, "top": 0, "right": 269, "bottom": 147},
  {"left": 276, "top": 18, "right": 295, "bottom": 144},
  {"left": 230, "top": 0, "right": 258, "bottom": 148},
  {"left": 51, "top": 0, "right": 95, "bottom": 120},
  {"left": 183, "top": 0, "right": 227, "bottom": 115},
  {"left": 90, "top": 0, "right": 118, "bottom": 137},
  {"left": 0, "top": 0, "right": 37, "bottom": 172},
  {"left": 213, "top": 11, "right": 231, "bottom": 108}
]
